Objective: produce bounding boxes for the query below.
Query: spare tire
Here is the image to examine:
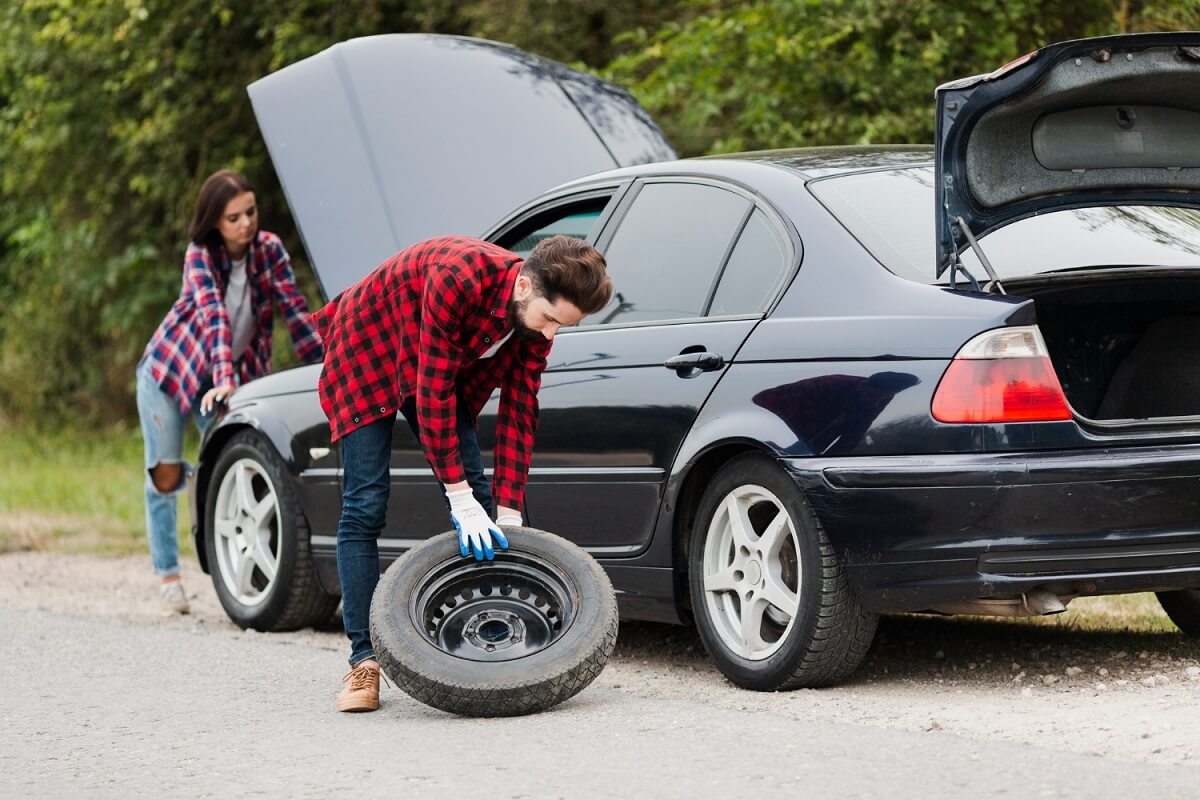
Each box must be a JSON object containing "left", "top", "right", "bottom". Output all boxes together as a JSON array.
[{"left": 369, "top": 527, "right": 618, "bottom": 717}]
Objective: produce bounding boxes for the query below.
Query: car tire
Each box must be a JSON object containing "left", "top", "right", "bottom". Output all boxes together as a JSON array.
[
  {"left": 689, "top": 453, "right": 877, "bottom": 690},
  {"left": 369, "top": 527, "right": 618, "bottom": 717},
  {"left": 1156, "top": 589, "right": 1200, "bottom": 636},
  {"left": 204, "top": 430, "right": 339, "bottom": 631}
]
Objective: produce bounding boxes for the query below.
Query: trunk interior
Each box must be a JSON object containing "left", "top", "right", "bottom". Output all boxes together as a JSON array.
[{"left": 1011, "top": 271, "right": 1200, "bottom": 422}]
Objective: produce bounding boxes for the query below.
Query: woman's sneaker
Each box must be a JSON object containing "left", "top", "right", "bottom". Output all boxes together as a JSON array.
[{"left": 159, "top": 580, "right": 190, "bottom": 616}]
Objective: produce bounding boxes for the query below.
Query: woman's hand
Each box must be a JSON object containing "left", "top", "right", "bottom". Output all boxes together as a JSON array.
[{"left": 200, "top": 384, "right": 236, "bottom": 415}]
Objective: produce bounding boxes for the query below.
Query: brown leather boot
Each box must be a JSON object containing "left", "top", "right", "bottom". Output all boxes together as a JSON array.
[{"left": 337, "top": 660, "right": 383, "bottom": 712}]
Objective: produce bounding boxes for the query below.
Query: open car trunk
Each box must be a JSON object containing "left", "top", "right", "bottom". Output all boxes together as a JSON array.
[{"left": 1011, "top": 271, "right": 1200, "bottom": 422}]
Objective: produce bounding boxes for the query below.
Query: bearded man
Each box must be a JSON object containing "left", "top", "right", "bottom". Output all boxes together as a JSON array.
[{"left": 312, "top": 234, "right": 612, "bottom": 712}]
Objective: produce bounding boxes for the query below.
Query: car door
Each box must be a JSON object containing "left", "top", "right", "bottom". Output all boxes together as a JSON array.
[{"left": 504, "top": 178, "right": 776, "bottom": 555}]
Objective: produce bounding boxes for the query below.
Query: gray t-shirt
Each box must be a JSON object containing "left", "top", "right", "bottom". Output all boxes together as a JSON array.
[{"left": 225, "top": 255, "right": 255, "bottom": 360}]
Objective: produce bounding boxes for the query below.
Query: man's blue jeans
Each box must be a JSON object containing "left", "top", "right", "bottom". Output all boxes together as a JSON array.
[{"left": 336, "top": 395, "right": 492, "bottom": 666}]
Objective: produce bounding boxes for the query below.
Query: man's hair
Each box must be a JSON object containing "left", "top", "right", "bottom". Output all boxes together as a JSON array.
[{"left": 522, "top": 235, "right": 612, "bottom": 314}]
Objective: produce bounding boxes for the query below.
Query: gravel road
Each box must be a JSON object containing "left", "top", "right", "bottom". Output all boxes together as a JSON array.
[{"left": 3, "top": 552, "right": 1199, "bottom": 798}]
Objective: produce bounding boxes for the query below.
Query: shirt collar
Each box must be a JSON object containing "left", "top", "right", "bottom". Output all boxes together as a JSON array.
[
  {"left": 219, "top": 233, "right": 260, "bottom": 276},
  {"left": 489, "top": 260, "right": 523, "bottom": 322}
]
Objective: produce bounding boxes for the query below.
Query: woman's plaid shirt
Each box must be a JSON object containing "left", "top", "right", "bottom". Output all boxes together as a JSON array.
[
  {"left": 313, "top": 235, "right": 552, "bottom": 513},
  {"left": 140, "top": 230, "right": 324, "bottom": 413}
]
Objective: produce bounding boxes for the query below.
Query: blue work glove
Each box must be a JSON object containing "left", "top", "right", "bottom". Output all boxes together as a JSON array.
[{"left": 446, "top": 488, "right": 509, "bottom": 560}]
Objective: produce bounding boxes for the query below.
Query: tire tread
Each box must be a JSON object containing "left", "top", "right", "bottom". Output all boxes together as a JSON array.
[{"left": 776, "top": 506, "right": 878, "bottom": 689}]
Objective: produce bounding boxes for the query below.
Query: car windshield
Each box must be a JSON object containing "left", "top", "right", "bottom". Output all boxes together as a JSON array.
[{"left": 810, "top": 166, "right": 1200, "bottom": 284}]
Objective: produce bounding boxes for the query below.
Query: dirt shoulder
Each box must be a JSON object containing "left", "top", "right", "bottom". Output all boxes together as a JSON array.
[{"left": 4, "top": 551, "right": 1198, "bottom": 765}]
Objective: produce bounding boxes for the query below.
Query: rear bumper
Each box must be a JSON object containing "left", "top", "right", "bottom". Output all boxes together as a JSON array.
[{"left": 783, "top": 444, "right": 1200, "bottom": 612}]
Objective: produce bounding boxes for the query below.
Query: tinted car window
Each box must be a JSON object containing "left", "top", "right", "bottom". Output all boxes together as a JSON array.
[
  {"left": 507, "top": 209, "right": 603, "bottom": 257},
  {"left": 588, "top": 182, "right": 750, "bottom": 325},
  {"left": 810, "top": 167, "right": 1200, "bottom": 283},
  {"left": 708, "top": 209, "right": 790, "bottom": 316}
]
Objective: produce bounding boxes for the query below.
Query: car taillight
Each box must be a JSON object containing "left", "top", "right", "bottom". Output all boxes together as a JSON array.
[{"left": 932, "top": 326, "right": 1072, "bottom": 423}]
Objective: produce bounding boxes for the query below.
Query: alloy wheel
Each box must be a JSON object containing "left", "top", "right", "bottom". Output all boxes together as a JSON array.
[
  {"left": 213, "top": 458, "right": 282, "bottom": 607},
  {"left": 701, "top": 484, "right": 801, "bottom": 660}
]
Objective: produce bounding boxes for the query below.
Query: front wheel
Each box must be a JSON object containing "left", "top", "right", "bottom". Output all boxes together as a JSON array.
[
  {"left": 204, "top": 430, "right": 339, "bottom": 631},
  {"left": 689, "top": 453, "right": 877, "bottom": 690}
]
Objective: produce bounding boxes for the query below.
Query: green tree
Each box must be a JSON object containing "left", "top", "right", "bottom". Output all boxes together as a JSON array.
[
  {"left": 1, "top": 0, "right": 1196, "bottom": 425},
  {"left": 0, "top": 1, "right": 436, "bottom": 423},
  {"left": 606, "top": 0, "right": 1198, "bottom": 156},
  {"left": 0, "top": 0, "right": 679, "bottom": 425}
]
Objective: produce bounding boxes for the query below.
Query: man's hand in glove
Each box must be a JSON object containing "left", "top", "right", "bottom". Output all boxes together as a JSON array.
[{"left": 446, "top": 488, "right": 509, "bottom": 560}]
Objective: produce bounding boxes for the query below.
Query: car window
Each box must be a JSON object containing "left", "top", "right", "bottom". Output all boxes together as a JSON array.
[
  {"left": 810, "top": 167, "right": 1200, "bottom": 283},
  {"left": 506, "top": 209, "right": 603, "bottom": 257},
  {"left": 586, "top": 182, "right": 750, "bottom": 326},
  {"left": 707, "top": 209, "right": 790, "bottom": 316}
]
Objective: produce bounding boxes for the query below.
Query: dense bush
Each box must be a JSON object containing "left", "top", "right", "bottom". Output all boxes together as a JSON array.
[{"left": 605, "top": 0, "right": 1200, "bottom": 155}]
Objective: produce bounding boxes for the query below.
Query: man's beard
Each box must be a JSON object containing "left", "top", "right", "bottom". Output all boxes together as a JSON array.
[{"left": 506, "top": 296, "right": 545, "bottom": 344}]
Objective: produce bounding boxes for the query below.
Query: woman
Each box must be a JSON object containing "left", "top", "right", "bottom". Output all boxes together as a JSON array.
[{"left": 137, "top": 169, "right": 324, "bottom": 615}]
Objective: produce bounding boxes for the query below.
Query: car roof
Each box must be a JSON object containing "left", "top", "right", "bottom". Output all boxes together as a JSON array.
[{"left": 552, "top": 144, "right": 935, "bottom": 190}]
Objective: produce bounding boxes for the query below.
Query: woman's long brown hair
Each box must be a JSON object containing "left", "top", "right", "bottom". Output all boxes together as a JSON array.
[{"left": 189, "top": 169, "right": 254, "bottom": 249}]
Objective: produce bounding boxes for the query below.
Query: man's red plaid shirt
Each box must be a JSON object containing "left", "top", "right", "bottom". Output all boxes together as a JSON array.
[{"left": 313, "top": 235, "right": 552, "bottom": 513}]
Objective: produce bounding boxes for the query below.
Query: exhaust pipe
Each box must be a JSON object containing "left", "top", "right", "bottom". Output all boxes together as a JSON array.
[
  {"left": 929, "top": 589, "right": 1071, "bottom": 617},
  {"left": 1022, "top": 588, "right": 1067, "bottom": 615}
]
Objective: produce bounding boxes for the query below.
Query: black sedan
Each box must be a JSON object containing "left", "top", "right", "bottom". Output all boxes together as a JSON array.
[{"left": 193, "top": 32, "right": 1200, "bottom": 689}]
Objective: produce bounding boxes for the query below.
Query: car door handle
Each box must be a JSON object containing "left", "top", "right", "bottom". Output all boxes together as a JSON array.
[{"left": 664, "top": 351, "right": 725, "bottom": 373}]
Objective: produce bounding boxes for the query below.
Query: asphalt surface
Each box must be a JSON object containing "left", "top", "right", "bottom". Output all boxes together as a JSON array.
[{"left": 3, "top": 605, "right": 1199, "bottom": 799}]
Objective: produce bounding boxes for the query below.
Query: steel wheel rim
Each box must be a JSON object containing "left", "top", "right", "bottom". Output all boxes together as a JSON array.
[
  {"left": 701, "top": 484, "right": 801, "bottom": 661},
  {"left": 410, "top": 551, "right": 578, "bottom": 662},
  {"left": 213, "top": 458, "right": 282, "bottom": 608}
]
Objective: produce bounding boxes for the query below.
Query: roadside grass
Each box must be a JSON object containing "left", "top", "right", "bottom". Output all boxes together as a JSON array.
[
  {"left": 0, "top": 423, "right": 198, "bottom": 558},
  {"left": 0, "top": 425, "right": 1181, "bottom": 634},
  {"left": 1021, "top": 592, "right": 1178, "bottom": 633},
  {"left": 937, "top": 592, "right": 1178, "bottom": 635}
]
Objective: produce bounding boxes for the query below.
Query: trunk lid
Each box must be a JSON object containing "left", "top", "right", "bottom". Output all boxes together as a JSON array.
[
  {"left": 247, "top": 34, "right": 674, "bottom": 298},
  {"left": 935, "top": 32, "right": 1200, "bottom": 278}
]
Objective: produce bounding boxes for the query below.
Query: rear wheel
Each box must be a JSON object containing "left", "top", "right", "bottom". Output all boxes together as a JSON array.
[
  {"left": 1156, "top": 589, "right": 1200, "bottom": 636},
  {"left": 688, "top": 453, "right": 877, "bottom": 690},
  {"left": 204, "top": 430, "right": 339, "bottom": 631}
]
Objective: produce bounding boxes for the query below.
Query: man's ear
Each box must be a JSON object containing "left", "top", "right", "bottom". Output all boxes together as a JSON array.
[{"left": 514, "top": 273, "right": 533, "bottom": 301}]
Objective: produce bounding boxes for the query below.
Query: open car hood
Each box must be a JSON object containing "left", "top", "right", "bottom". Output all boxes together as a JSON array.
[
  {"left": 248, "top": 34, "right": 674, "bottom": 298},
  {"left": 935, "top": 32, "right": 1200, "bottom": 278}
]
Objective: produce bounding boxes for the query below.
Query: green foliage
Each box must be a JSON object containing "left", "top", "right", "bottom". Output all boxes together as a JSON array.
[
  {"left": 606, "top": 0, "right": 1200, "bottom": 155},
  {"left": 0, "top": 0, "right": 426, "bottom": 423},
  {"left": 1, "top": 0, "right": 1197, "bottom": 424},
  {"left": 456, "top": 0, "right": 692, "bottom": 68}
]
